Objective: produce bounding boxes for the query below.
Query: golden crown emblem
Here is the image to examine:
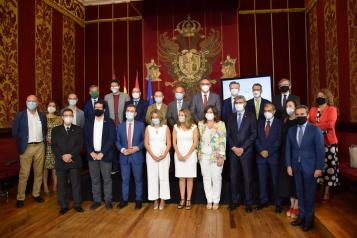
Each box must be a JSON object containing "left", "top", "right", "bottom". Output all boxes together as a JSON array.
[{"left": 175, "top": 16, "right": 202, "bottom": 37}]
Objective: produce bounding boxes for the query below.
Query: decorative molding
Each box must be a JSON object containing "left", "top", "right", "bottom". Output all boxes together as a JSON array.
[
  {"left": 81, "top": 0, "right": 142, "bottom": 6},
  {"left": 238, "top": 8, "right": 306, "bottom": 15},
  {"left": 306, "top": 0, "right": 318, "bottom": 13},
  {"left": 85, "top": 16, "right": 142, "bottom": 24},
  {"left": 41, "top": 0, "right": 84, "bottom": 27}
]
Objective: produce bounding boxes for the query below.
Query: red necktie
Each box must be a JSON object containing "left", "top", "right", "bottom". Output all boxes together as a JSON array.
[
  {"left": 127, "top": 123, "right": 132, "bottom": 148},
  {"left": 265, "top": 121, "right": 271, "bottom": 138},
  {"left": 203, "top": 95, "right": 208, "bottom": 108}
]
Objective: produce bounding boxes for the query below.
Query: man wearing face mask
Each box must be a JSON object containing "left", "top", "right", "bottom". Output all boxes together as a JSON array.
[
  {"left": 61, "top": 93, "right": 85, "bottom": 128},
  {"left": 255, "top": 103, "right": 283, "bottom": 213},
  {"left": 104, "top": 80, "right": 130, "bottom": 127},
  {"left": 285, "top": 105, "right": 324, "bottom": 232},
  {"left": 190, "top": 78, "right": 221, "bottom": 123},
  {"left": 226, "top": 96, "right": 257, "bottom": 213},
  {"left": 84, "top": 101, "right": 116, "bottom": 210},
  {"left": 272, "top": 78, "right": 300, "bottom": 119},
  {"left": 84, "top": 85, "right": 110, "bottom": 121},
  {"left": 246, "top": 83, "right": 271, "bottom": 121},
  {"left": 12, "top": 95, "right": 47, "bottom": 208},
  {"left": 222, "top": 81, "right": 240, "bottom": 122},
  {"left": 145, "top": 91, "right": 168, "bottom": 125},
  {"left": 167, "top": 85, "right": 190, "bottom": 128},
  {"left": 51, "top": 109, "right": 84, "bottom": 215},
  {"left": 123, "top": 87, "right": 148, "bottom": 123}
]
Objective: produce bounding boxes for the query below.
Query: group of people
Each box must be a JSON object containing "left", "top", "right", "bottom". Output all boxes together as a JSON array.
[{"left": 12, "top": 78, "right": 339, "bottom": 232}]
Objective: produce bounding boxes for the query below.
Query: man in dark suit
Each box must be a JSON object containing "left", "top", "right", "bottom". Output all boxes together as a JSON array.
[
  {"left": 285, "top": 105, "right": 324, "bottom": 232},
  {"left": 167, "top": 85, "right": 190, "bottom": 128},
  {"left": 227, "top": 95, "right": 257, "bottom": 213},
  {"left": 246, "top": 83, "right": 271, "bottom": 121},
  {"left": 272, "top": 78, "right": 300, "bottom": 119},
  {"left": 51, "top": 108, "right": 84, "bottom": 215},
  {"left": 190, "top": 78, "right": 221, "bottom": 123},
  {"left": 84, "top": 101, "right": 116, "bottom": 210},
  {"left": 116, "top": 104, "right": 145, "bottom": 209},
  {"left": 12, "top": 95, "right": 47, "bottom": 208},
  {"left": 255, "top": 103, "right": 282, "bottom": 212},
  {"left": 123, "top": 87, "right": 148, "bottom": 123},
  {"left": 221, "top": 81, "right": 240, "bottom": 122},
  {"left": 84, "top": 85, "right": 110, "bottom": 121}
]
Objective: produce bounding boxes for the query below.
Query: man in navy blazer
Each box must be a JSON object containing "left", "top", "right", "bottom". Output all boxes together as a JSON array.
[
  {"left": 123, "top": 87, "right": 148, "bottom": 123},
  {"left": 116, "top": 104, "right": 145, "bottom": 209},
  {"left": 84, "top": 101, "right": 116, "bottom": 210},
  {"left": 255, "top": 103, "right": 282, "bottom": 212},
  {"left": 12, "top": 95, "right": 47, "bottom": 208},
  {"left": 246, "top": 83, "right": 271, "bottom": 121},
  {"left": 221, "top": 81, "right": 240, "bottom": 122},
  {"left": 226, "top": 95, "right": 257, "bottom": 213},
  {"left": 84, "top": 85, "right": 110, "bottom": 121},
  {"left": 285, "top": 105, "right": 324, "bottom": 232}
]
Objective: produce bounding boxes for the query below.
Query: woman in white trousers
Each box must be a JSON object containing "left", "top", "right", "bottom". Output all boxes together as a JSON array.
[{"left": 145, "top": 109, "right": 171, "bottom": 210}]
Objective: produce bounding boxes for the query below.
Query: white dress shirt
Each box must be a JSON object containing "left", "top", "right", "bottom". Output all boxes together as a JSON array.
[
  {"left": 121, "top": 121, "right": 135, "bottom": 153},
  {"left": 93, "top": 117, "right": 104, "bottom": 151},
  {"left": 296, "top": 121, "right": 307, "bottom": 144},
  {"left": 265, "top": 117, "right": 274, "bottom": 127},
  {"left": 155, "top": 103, "right": 162, "bottom": 110},
  {"left": 281, "top": 92, "right": 290, "bottom": 107},
  {"left": 27, "top": 110, "right": 43, "bottom": 143}
]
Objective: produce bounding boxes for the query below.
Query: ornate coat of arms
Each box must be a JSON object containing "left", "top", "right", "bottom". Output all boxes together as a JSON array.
[
  {"left": 158, "top": 16, "right": 222, "bottom": 97},
  {"left": 145, "top": 59, "right": 161, "bottom": 81},
  {"left": 221, "top": 55, "right": 237, "bottom": 78}
]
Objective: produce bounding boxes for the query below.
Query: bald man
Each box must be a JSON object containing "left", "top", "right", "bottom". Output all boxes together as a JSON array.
[
  {"left": 145, "top": 91, "right": 167, "bottom": 125},
  {"left": 61, "top": 93, "right": 85, "bottom": 128},
  {"left": 12, "top": 95, "right": 47, "bottom": 208},
  {"left": 123, "top": 87, "right": 148, "bottom": 123}
]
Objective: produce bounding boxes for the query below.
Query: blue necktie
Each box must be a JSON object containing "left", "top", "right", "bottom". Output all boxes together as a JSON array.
[
  {"left": 237, "top": 113, "right": 242, "bottom": 130},
  {"left": 134, "top": 100, "right": 138, "bottom": 106}
]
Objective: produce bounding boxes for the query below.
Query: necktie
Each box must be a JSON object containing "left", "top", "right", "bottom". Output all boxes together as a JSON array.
[
  {"left": 237, "top": 113, "right": 242, "bottom": 130},
  {"left": 177, "top": 100, "right": 182, "bottom": 112},
  {"left": 66, "top": 127, "right": 70, "bottom": 135},
  {"left": 298, "top": 125, "right": 304, "bottom": 146},
  {"left": 134, "top": 100, "right": 138, "bottom": 106},
  {"left": 283, "top": 95, "right": 287, "bottom": 108},
  {"left": 255, "top": 99, "right": 260, "bottom": 120},
  {"left": 203, "top": 95, "right": 208, "bottom": 108},
  {"left": 232, "top": 98, "right": 236, "bottom": 113},
  {"left": 265, "top": 120, "right": 271, "bottom": 138},
  {"left": 127, "top": 123, "right": 132, "bottom": 148}
]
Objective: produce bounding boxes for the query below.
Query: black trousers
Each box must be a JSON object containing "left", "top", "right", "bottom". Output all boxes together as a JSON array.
[{"left": 57, "top": 168, "right": 81, "bottom": 208}]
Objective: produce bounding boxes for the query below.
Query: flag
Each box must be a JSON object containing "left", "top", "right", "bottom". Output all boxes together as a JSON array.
[
  {"left": 147, "top": 75, "right": 153, "bottom": 105},
  {"left": 135, "top": 71, "right": 140, "bottom": 89},
  {"left": 123, "top": 74, "right": 127, "bottom": 93}
]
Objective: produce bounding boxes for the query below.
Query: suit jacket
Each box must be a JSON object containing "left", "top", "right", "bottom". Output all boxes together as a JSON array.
[
  {"left": 190, "top": 92, "right": 221, "bottom": 123},
  {"left": 246, "top": 97, "right": 271, "bottom": 121},
  {"left": 123, "top": 99, "right": 149, "bottom": 123},
  {"left": 221, "top": 97, "right": 234, "bottom": 122},
  {"left": 104, "top": 92, "right": 130, "bottom": 123},
  {"left": 12, "top": 110, "right": 47, "bottom": 154},
  {"left": 83, "top": 99, "right": 110, "bottom": 121},
  {"left": 272, "top": 94, "right": 300, "bottom": 119},
  {"left": 145, "top": 103, "right": 168, "bottom": 125},
  {"left": 308, "top": 106, "right": 338, "bottom": 145},
  {"left": 61, "top": 107, "right": 85, "bottom": 128},
  {"left": 116, "top": 120, "right": 145, "bottom": 164},
  {"left": 84, "top": 117, "right": 116, "bottom": 162},
  {"left": 255, "top": 118, "right": 282, "bottom": 164},
  {"left": 51, "top": 124, "right": 84, "bottom": 170},
  {"left": 167, "top": 100, "right": 190, "bottom": 127},
  {"left": 285, "top": 123, "right": 325, "bottom": 174},
  {"left": 226, "top": 111, "right": 257, "bottom": 159}
]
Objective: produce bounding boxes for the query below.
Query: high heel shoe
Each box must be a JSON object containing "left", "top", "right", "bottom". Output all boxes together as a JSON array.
[
  {"left": 185, "top": 200, "right": 192, "bottom": 210},
  {"left": 178, "top": 199, "right": 185, "bottom": 209}
]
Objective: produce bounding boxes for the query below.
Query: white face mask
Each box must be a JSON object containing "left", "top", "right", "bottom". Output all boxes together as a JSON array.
[
  {"left": 178, "top": 116, "right": 186, "bottom": 123},
  {"left": 253, "top": 90, "right": 261, "bottom": 98},
  {"left": 47, "top": 106, "right": 56, "bottom": 113},
  {"left": 132, "top": 92, "right": 140, "bottom": 99},
  {"left": 235, "top": 103, "right": 245, "bottom": 112},
  {"left": 155, "top": 97, "right": 163, "bottom": 104},
  {"left": 205, "top": 112, "right": 214, "bottom": 121},
  {"left": 151, "top": 118, "right": 160, "bottom": 126},
  {"left": 126, "top": 112, "right": 135, "bottom": 121},
  {"left": 264, "top": 112, "right": 273, "bottom": 120},
  {"left": 230, "top": 88, "right": 239, "bottom": 97},
  {"left": 63, "top": 116, "right": 73, "bottom": 125},
  {"left": 286, "top": 107, "right": 295, "bottom": 116},
  {"left": 201, "top": 85, "right": 210, "bottom": 93},
  {"left": 68, "top": 99, "right": 77, "bottom": 106},
  {"left": 111, "top": 87, "right": 119, "bottom": 94}
]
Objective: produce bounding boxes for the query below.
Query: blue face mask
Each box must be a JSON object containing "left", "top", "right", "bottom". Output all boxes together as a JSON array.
[
  {"left": 155, "top": 97, "right": 163, "bottom": 104},
  {"left": 26, "top": 101, "right": 37, "bottom": 110},
  {"left": 175, "top": 93, "right": 184, "bottom": 100},
  {"left": 151, "top": 118, "right": 160, "bottom": 126}
]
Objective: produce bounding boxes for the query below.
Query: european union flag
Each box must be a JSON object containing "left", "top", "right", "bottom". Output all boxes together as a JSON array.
[{"left": 147, "top": 76, "right": 153, "bottom": 105}]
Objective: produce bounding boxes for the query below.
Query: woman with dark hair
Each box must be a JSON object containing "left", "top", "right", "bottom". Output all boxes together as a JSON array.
[
  {"left": 198, "top": 106, "right": 226, "bottom": 210},
  {"left": 43, "top": 101, "right": 62, "bottom": 194},
  {"left": 308, "top": 88, "right": 339, "bottom": 202}
]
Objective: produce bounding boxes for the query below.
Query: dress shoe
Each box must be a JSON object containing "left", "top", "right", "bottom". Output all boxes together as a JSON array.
[
  {"left": 74, "top": 206, "right": 84, "bottom": 212},
  {"left": 90, "top": 202, "right": 101, "bottom": 210},
  {"left": 291, "top": 217, "right": 305, "bottom": 226},
  {"left": 59, "top": 207, "right": 69, "bottom": 215},
  {"left": 117, "top": 201, "right": 128, "bottom": 209},
  {"left": 105, "top": 202, "right": 113, "bottom": 209},
  {"left": 256, "top": 203, "right": 268, "bottom": 210},
  {"left": 275, "top": 205, "right": 283, "bottom": 213},
  {"left": 212, "top": 203, "right": 219, "bottom": 210},
  {"left": 34, "top": 196, "right": 44, "bottom": 203},
  {"left": 229, "top": 203, "right": 239, "bottom": 210},
  {"left": 135, "top": 201, "right": 142, "bottom": 209},
  {"left": 303, "top": 223, "right": 314, "bottom": 232},
  {"left": 245, "top": 206, "right": 253, "bottom": 213},
  {"left": 16, "top": 200, "right": 24, "bottom": 208}
]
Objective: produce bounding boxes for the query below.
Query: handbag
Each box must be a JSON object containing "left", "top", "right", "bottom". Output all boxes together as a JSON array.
[{"left": 349, "top": 145, "right": 357, "bottom": 168}]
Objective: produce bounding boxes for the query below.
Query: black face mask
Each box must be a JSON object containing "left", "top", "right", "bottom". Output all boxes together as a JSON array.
[
  {"left": 280, "top": 86, "right": 290, "bottom": 93},
  {"left": 316, "top": 97, "right": 327, "bottom": 106},
  {"left": 296, "top": 116, "right": 307, "bottom": 125},
  {"left": 95, "top": 109, "right": 104, "bottom": 117}
]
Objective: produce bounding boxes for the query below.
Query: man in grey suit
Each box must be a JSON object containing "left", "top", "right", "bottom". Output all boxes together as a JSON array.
[
  {"left": 104, "top": 80, "right": 130, "bottom": 126},
  {"left": 190, "top": 78, "right": 221, "bottom": 123},
  {"left": 167, "top": 85, "right": 190, "bottom": 128},
  {"left": 62, "top": 93, "right": 85, "bottom": 128}
]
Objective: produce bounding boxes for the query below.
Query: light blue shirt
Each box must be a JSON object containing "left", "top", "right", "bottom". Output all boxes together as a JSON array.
[{"left": 296, "top": 122, "right": 308, "bottom": 145}]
